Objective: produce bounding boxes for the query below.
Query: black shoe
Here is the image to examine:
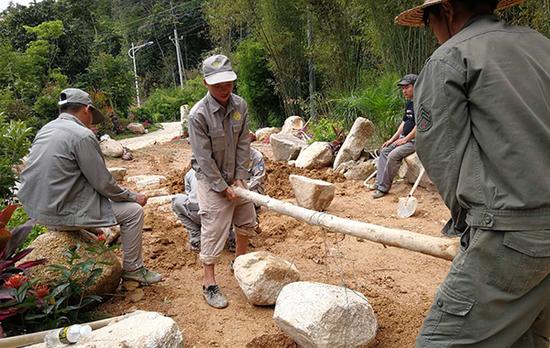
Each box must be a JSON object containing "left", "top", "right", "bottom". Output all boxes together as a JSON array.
[{"left": 202, "top": 285, "right": 228, "bottom": 309}]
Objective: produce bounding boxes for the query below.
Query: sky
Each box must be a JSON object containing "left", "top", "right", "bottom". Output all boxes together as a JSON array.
[{"left": 0, "top": 0, "right": 39, "bottom": 12}]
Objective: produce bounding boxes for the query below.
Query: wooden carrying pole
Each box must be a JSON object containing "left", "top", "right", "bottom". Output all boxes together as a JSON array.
[{"left": 233, "top": 187, "right": 459, "bottom": 261}]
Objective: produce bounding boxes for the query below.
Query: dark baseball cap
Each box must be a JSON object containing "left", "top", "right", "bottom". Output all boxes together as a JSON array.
[
  {"left": 397, "top": 74, "right": 418, "bottom": 86},
  {"left": 58, "top": 88, "right": 105, "bottom": 124},
  {"left": 202, "top": 54, "right": 237, "bottom": 85}
]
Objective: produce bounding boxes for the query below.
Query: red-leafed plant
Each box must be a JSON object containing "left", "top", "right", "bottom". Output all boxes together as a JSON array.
[{"left": 0, "top": 204, "right": 47, "bottom": 336}]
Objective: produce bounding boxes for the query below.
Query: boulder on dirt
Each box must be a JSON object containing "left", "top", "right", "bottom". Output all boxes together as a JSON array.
[
  {"left": 127, "top": 122, "right": 146, "bottom": 134},
  {"left": 280, "top": 116, "right": 305, "bottom": 135},
  {"left": 27, "top": 311, "right": 184, "bottom": 348},
  {"left": 289, "top": 175, "right": 335, "bottom": 211},
  {"left": 100, "top": 139, "right": 124, "bottom": 158},
  {"left": 180, "top": 104, "right": 190, "bottom": 133},
  {"left": 255, "top": 127, "right": 280, "bottom": 142},
  {"left": 270, "top": 133, "right": 308, "bottom": 162},
  {"left": 233, "top": 251, "right": 300, "bottom": 306},
  {"left": 295, "top": 142, "right": 334, "bottom": 169},
  {"left": 22, "top": 231, "right": 122, "bottom": 296},
  {"left": 143, "top": 187, "right": 171, "bottom": 198},
  {"left": 274, "top": 282, "right": 378, "bottom": 348},
  {"left": 341, "top": 159, "right": 375, "bottom": 181},
  {"left": 333, "top": 117, "right": 375, "bottom": 169},
  {"left": 108, "top": 167, "right": 127, "bottom": 181},
  {"left": 403, "top": 153, "right": 432, "bottom": 188},
  {"left": 126, "top": 175, "right": 167, "bottom": 190}
]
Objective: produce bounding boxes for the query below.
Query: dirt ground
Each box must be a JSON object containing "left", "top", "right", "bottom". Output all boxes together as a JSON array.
[{"left": 103, "top": 138, "right": 454, "bottom": 348}]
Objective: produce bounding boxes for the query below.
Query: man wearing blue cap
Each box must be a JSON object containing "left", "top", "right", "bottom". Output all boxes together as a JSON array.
[
  {"left": 18, "top": 88, "right": 162, "bottom": 285},
  {"left": 188, "top": 54, "right": 257, "bottom": 308}
]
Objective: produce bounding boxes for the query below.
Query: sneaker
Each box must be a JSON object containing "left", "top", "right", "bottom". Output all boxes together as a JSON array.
[
  {"left": 202, "top": 285, "right": 228, "bottom": 309},
  {"left": 188, "top": 240, "right": 200, "bottom": 252},
  {"left": 122, "top": 267, "right": 162, "bottom": 285},
  {"left": 365, "top": 183, "right": 377, "bottom": 191},
  {"left": 372, "top": 190, "right": 386, "bottom": 199}
]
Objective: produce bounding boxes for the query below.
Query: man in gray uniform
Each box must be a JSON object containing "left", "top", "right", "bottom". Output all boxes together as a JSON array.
[
  {"left": 370, "top": 74, "right": 417, "bottom": 199},
  {"left": 18, "top": 88, "right": 162, "bottom": 285},
  {"left": 172, "top": 148, "right": 265, "bottom": 252},
  {"left": 396, "top": 0, "right": 550, "bottom": 346},
  {"left": 188, "top": 54, "right": 257, "bottom": 308}
]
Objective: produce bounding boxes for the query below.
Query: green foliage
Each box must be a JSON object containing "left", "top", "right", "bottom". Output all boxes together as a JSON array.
[
  {"left": 0, "top": 113, "right": 32, "bottom": 202},
  {"left": 234, "top": 39, "right": 283, "bottom": 128},
  {"left": 308, "top": 117, "right": 344, "bottom": 143},
  {"left": 24, "top": 19, "right": 64, "bottom": 40},
  {"left": 3, "top": 207, "right": 47, "bottom": 250},
  {"left": 135, "top": 76, "right": 206, "bottom": 123}
]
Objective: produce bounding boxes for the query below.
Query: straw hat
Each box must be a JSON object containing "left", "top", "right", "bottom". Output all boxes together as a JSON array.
[{"left": 395, "top": 0, "right": 526, "bottom": 27}]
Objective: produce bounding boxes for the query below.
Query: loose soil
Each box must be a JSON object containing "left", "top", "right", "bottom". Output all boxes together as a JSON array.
[{"left": 103, "top": 139, "right": 453, "bottom": 347}]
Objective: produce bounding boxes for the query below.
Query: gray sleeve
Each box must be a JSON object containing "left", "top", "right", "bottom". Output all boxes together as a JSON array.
[
  {"left": 74, "top": 135, "right": 137, "bottom": 202},
  {"left": 235, "top": 103, "right": 251, "bottom": 181},
  {"left": 248, "top": 152, "right": 266, "bottom": 194},
  {"left": 414, "top": 58, "right": 471, "bottom": 225},
  {"left": 188, "top": 113, "right": 228, "bottom": 192}
]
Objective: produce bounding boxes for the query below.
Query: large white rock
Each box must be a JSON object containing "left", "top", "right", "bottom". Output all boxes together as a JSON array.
[
  {"left": 100, "top": 139, "right": 124, "bottom": 158},
  {"left": 126, "top": 175, "right": 167, "bottom": 190},
  {"left": 274, "top": 282, "right": 377, "bottom": 348},
  {"left": 27, "top": 311, "right": 184, "bottom": 348},
  {"left": 180, "top": 104, "right": 190, "bottom": 132},
  {"left": 295, "top": 142, "right": 334, "bottom": 169},
  {"left": 333, "top": 117, "right": 375, "bottom": 169},
  {"left": 289, "top": 175, "right": 335, "bottom": 211},
  {"left": 234, "top": 251, "right": 300, "bottom": 306},
  {"left": 403, "top": 153, "right": 432, "bottom": 188},
  {"left": 280, "top": 116, "right": 305, "bottom": 135},
  {"left": 108, "top": 167, "right": 127, "bottom": 182},
  {"left": 127, "top": 122, "right": 146, "bottom": 134},
  {"left": 255, "top": 127, "right": 280, "bottom": 142},
  {"left": 343, "top": 159, "right": 376, "bottom": 180},
  {"left": 270, "top": 134, "right": 308, "bottom": 162}
]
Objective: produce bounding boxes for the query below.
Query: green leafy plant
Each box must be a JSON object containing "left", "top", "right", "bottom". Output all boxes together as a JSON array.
[{"left": 308, "top": 117, "right": 344, "bottom": 143}]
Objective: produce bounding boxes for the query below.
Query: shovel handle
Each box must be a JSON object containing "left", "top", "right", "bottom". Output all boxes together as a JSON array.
[
  {"left": 363, "top": 170, "right": 378, "bottom": 186},
  {"left": 408, "top": 167, "right": 425, "bottom": 197}
]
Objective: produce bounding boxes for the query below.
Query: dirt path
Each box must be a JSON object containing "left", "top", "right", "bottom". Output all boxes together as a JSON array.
[
  {"left": 119, "top": 122, "right": 181, "bottom": 150},
  {"left": 103, "top": 139, "right": 453, "bottom": 347}
]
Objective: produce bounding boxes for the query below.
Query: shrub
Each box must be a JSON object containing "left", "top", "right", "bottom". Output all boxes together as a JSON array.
[
  {"left": 308, "top": 117, "right": 345, "bottom": 143},
  {"left": 135, "top": 76, "right": 206, "bottom": 123},
  {"left": 0, "top": 113, "right": 32, "bottom": 202}
]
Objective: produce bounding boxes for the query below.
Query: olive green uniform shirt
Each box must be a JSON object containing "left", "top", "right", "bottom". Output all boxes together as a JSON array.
[{"left": 414, "top": 15, "right": 550, "bottom": 232}]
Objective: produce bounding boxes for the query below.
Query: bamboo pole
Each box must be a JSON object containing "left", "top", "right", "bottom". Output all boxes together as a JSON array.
[{"left": 234, "top": 187, "right": 459, "bottom": 261}]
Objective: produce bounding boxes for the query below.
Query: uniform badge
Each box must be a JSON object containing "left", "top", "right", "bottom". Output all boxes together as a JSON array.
[
  {"left": 417, "top": 105, "right": 432, "bottom": 132},
  {"left": 212, "top": 59, "right": 222, "bottom": 68},
  {"left": 232, "top": 111, "right": 241, "bottom": 121}
]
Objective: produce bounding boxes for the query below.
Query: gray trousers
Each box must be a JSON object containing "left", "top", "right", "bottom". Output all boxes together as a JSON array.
[
  {"left": 111, "top": 201, "right": 145, "bottom": 272},
  {"left": 375, "top": 141, "right": 415, "bottom": 192},
  {"left": 416, "top": 228, "right": 550, "bottom": 347},
  {"left": 172, "top": 194, "right": 201, "bottom": 246}
]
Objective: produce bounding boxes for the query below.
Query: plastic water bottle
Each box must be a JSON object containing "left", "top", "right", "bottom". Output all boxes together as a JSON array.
[{"left": 44, "top": 324, "right": 92, "bottom": 347}]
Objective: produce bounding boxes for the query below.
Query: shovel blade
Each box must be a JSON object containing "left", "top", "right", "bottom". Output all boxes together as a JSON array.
[{"left": 397, "top": 196, "right": 418, "bottom": 218}]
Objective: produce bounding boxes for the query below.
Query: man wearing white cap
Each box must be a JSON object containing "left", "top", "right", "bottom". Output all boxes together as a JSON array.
[
  {"left": 396, "top": 0, "right": 550, "bottom": 346},
  {"left": 188, "top": 54, "right": 257, "bottom": 308},
  {"left": 18, "top": 88, "right": 162, "bottom": 285}
]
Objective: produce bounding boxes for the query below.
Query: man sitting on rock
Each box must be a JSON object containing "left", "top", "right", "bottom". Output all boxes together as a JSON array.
[
  {"left": 369, "top": 74, "right": 418, "bottom": 199},
  {"left": 18, "top": 88, "right": 162, "bottom": 285},
  {"left": 172, "top": 147, "right": 265, "bottom": 253}
]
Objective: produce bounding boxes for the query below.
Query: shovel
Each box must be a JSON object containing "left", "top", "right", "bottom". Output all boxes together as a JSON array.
[{"left": 397, "top": 167, "right": 425, "bottom": 218}]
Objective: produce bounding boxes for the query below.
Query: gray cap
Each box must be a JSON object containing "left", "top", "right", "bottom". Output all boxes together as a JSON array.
[
  {"left": 202, "top": 54, "right": 237, "bottom": 85},
  {"left": 397, "top": 74, "right": 418, "bottom": 86},
  {"left": 58, "top": 88, "right": 105, "bottom": 124}
]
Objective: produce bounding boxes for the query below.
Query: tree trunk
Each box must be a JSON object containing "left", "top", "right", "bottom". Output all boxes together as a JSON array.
[{"left": 234, "top": 187, "right": 459, "bottom": 261}]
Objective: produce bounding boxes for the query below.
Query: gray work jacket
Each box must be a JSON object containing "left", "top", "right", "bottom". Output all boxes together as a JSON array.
[
  {"left": 188, "top": 92, "right": 251, "bottom": 192},
  {"left": 415, "top": 16, "right": 550, "bottom": 231},
  {"left": 18, "top": 113, "right": 137, "bottom": 227}
]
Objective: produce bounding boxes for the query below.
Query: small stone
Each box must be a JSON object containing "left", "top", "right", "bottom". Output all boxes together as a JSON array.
[
  {"left": 123, "top": 281, "right": 140, "bottom": 291},
  {"left": 128, "top": 288, "right": 144, "bottom": 303}
]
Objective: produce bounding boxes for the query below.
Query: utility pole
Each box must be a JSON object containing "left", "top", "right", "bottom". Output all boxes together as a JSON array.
[
  {"left": 128, "top": 41, "right": 153, "bottom": 107},
  {"left": 307, "top": 7, "right": 316, "bottom": 120},
  {"left": 170, "top": 29, "right": 186, "bottom": 88}
]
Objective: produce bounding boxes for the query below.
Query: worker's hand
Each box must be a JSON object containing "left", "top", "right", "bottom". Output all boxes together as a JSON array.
[
  {"left": 136, "top": 193, "right": 148, "bottom": 206},
  {"left": 223, "top": 186, "right": 238, "bottom": 201},
  {"left": 393, "top": 138, "right": 407, "bottom": 146},
  {"left": 382, "top": 140, "right": 392, "bottom": 148}
]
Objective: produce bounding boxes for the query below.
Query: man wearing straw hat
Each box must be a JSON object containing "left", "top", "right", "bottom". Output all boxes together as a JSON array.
[{"left": 396, "top": 0, "right": 550, "bottom": 346}]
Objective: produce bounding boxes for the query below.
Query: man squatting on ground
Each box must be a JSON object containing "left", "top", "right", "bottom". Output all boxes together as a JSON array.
[
  {"left": 171, "top": 147, "right": 265, "bottom": 252},
  {"left": 188, "top": 54, "right": 258, "bottom": 309},
  {"left": 370, "top": 73, "right": 418, "bottom": 199},
  {"left": 396, "top": 0, "right": 550, "bottom": 346},
  {"left": 18, "top": 88, "right": 162, "bottom": 285}
]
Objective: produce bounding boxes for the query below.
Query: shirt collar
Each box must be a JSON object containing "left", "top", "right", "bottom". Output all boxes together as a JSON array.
[
  {"left": 206, "top": 92, "right": 234, "bottom": 115},
  {"left": 59, "top": 113, "right": 87, "bottom": 128},
  {"left": 461, "top": 14, "right": 498, "bottom": 31}
]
